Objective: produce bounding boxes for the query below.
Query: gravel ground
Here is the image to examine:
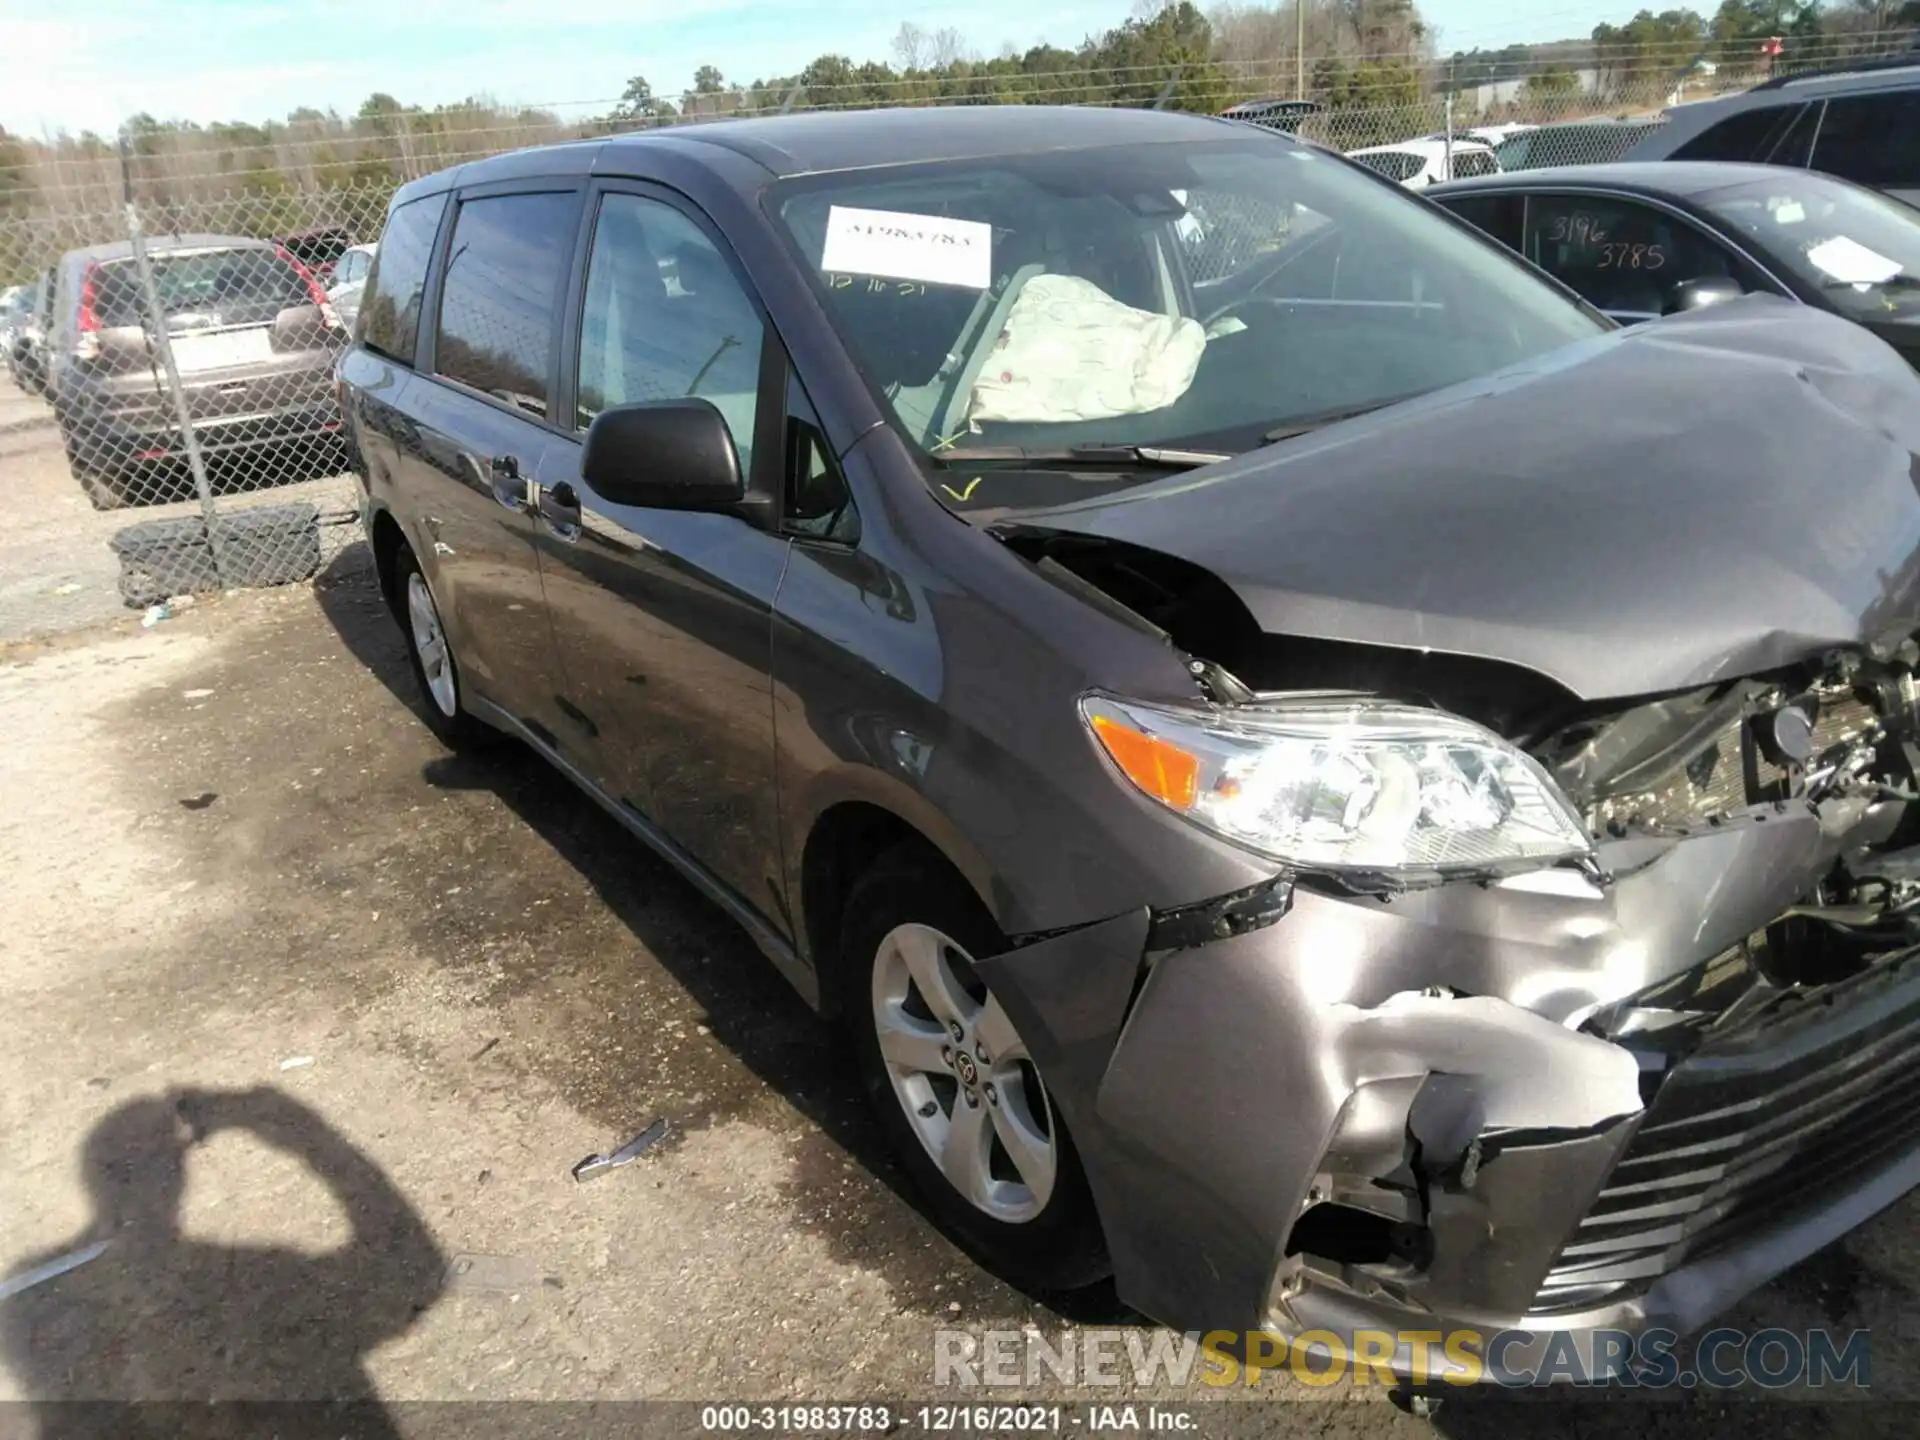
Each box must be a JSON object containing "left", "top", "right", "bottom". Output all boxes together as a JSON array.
[{"left": 0, "top": 539, "right": 1916, "bottom": 1436}]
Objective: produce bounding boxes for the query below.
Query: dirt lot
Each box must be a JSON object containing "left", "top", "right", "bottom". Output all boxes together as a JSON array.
[{"left": 0, "top": 541, "right": 1916, "bottom": 1433}]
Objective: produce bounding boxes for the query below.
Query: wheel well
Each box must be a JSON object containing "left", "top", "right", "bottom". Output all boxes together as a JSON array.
[
  {"left": 368, "top": 508, "right": 407, "bottom": 617},
  {"left": 801, "top": 802, "right": 961, "bottom": 1017}
]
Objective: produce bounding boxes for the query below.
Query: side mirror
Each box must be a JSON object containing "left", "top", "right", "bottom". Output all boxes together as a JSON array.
[
  {"left": 581, "top": 398, "right": 744, "bottom": 512},
  {"left": 1666, "top": 275, "right": 1745, "bottom": 314}
]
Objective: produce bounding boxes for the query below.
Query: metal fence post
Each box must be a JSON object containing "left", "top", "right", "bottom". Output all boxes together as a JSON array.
[{"left": 119, "top": 142, "right": 228, "bottom": 584}]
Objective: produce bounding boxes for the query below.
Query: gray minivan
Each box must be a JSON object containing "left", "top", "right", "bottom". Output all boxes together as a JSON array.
[
  {"left": 47, "top": 234, "right": 345, "bottom": 508},
  {"left": 340, "top": 104, "right": 1920, "bottom": 1384}
]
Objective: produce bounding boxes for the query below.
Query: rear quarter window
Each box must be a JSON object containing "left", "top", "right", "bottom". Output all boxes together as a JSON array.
[
  {"left": 360, "top": 192, "right": 448, "bottom": 365},
  {"left": 1671, "top": 102, "right": 1809, "bottom": 164}
]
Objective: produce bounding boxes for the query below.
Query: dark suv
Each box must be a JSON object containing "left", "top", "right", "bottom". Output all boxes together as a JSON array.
[
  {"left": 341, "top": 105, "right": 1920, "bottom": 1380},
  {"left": 1624, "top": 60, "right": 1920, "bottom": 208},
  {"left": 47, "top": 235, "right": 345, "bottom": 508}
]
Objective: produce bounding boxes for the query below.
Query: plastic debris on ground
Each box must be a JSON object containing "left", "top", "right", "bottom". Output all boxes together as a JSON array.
[{"left": 141, "top": 604, "right": 172, "bottom": 628}]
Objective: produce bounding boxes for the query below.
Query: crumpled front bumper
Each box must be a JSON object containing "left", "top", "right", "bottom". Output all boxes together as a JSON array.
[{"left": 974, "top": 796, "right": 1920, "bottom": 1373}]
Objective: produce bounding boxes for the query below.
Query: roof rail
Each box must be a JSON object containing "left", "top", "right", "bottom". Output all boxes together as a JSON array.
[{"left": 1750, "top": 54, "right": 1920, "bottom": 90}]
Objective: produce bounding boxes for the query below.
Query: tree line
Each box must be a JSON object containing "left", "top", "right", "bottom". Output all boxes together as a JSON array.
[{"left": 1, "top": 0, "right": 1915, "bottom": 242}]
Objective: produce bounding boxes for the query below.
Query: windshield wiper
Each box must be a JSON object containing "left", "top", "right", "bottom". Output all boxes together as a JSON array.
[
  {"left": 936, "top": 443, "right": 1234, "bottom": 470},
  {"left": 1260, "top": 391, "right": 1429, "bottom": 444}
]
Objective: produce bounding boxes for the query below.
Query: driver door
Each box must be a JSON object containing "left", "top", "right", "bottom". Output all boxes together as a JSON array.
[{"left": 532, "top": 185, "right": 791, "bottom": 918}]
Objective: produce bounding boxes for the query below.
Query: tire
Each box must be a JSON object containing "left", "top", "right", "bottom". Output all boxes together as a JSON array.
[
  {"left": 393, "top": 544, "right": 495, "bottom": 749},
  {"left": 840, "top": 845, "right": 1110, "bottom": 1291},
  {"left": 60, "top": 421, "right": 127, "bottom": 511}
]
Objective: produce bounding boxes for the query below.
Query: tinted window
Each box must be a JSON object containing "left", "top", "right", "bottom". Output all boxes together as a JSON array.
[
  {"left": 360, "top": 192, "right": 445, "bottom": 365},
  {"left": 1449, "top": 149, "right": 1500, "bottom": 179},
  {"left": 1813, "top": 92, "right": 1920, "bottom": 191},
  {"left": 1435, "top": 193, "right": 1526, "bottom": 250},
  {"left": 576, "top": 193, "right": 764, "bottom": 469},
  {"left": 435, "top": 191, "right": 578, "bottom": 418},
  {"left": 1520, "top": 193, "right": 1759, "bottom": 318},
  {"left": 1672, "top": 102, "right": 1807, "bottom": 163},
  {"left": 1354, "top": 151, "right": 1425, "bottom": 183}
]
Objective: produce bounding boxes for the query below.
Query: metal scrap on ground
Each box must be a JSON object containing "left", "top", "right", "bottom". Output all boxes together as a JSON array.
[{"left": 571, "top": 1118, "right": 670, "bottom": 1182}]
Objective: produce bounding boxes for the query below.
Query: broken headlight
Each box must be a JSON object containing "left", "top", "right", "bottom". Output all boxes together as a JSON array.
[{"left": 1083, "top": 694, "right": 1593, "bottom": 874}]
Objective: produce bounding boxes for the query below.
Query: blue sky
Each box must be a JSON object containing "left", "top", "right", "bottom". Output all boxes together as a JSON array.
[{"left": 0, "top": 0, "right": 1650, "bottom": 137}]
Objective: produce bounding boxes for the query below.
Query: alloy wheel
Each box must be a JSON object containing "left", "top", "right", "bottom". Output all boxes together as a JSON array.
[
  {"left": 406, "top": 571, "right": 458, "bottom": 719},
  {"left": 869, "top": 922, "right": 1057, "bottom": 1223}
]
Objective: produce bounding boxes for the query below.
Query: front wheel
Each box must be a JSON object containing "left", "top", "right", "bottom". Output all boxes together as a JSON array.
[{"left": 841, "top": 847, "right": 1110, "bottom": 1291}]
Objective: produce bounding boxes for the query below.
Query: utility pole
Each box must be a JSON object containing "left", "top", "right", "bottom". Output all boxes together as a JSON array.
[{"left": 1296, "top": 0, "right": 1307, "bottom": 97}]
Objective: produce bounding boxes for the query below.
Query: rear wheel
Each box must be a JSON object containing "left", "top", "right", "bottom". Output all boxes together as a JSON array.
[
  {"left": 60, "top": 420, "right": 127, "bottom": 511},
  {"left": 841, "top": 847, "right": 1110, "bottom": 1291},
  {"left": 394, "top": 544, "right": 494, "bottom": 749}
]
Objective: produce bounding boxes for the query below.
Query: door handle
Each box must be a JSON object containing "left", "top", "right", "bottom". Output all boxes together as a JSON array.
[
  {"left": 537, "top": 479, "right": 582, "bottom": 541},
  {"left": 487, "top": 454, "right": 528, "bottom": 511}
]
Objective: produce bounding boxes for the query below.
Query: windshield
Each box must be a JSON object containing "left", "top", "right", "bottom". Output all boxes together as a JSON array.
[
  {"left": 1694, "top": 172, "right": 1920, "bottom": 323},
  {"left": 770, "top": 138, "right": 1603, "bottom": 474}
]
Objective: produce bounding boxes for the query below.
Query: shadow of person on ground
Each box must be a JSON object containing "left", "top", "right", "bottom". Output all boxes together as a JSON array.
[
  {"left": 0, "top": 1086, "right": 442, "bottom": 1439},
  {"left": 309, "top": 549, "right": 1138, "bottom": 1327}
]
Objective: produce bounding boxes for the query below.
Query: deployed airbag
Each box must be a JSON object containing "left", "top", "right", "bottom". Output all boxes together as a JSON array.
[{"left": 968, "top": 274, "right": 1205, "bottom": 426}]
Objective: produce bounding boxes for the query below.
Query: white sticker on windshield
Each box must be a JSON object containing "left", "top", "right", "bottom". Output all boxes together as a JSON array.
[
  {"left": 820, "top": 206, "right": 992, "bottom": 290},
  {"left": 1806, "top": 235, "right": 1903, "bottom": 286}
]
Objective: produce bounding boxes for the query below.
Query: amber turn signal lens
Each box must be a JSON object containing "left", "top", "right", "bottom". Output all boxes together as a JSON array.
[{"left": 1090, "top": 713, "right": 1201, "bottom": 810}]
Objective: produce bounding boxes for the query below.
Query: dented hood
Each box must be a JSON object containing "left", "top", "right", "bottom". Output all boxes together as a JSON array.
[{"left": 1012, "top": 299, "right": 1920, "bottom": 701}]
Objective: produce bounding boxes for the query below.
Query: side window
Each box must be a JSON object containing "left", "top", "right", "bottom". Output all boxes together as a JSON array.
[
  {"left": 1813, "top": 92, "right": 1920, "bottom": 191},
  {"left": 360, "top": 192, "right": 446, "bottom": 365},
  {"left": 1672, "top": 103, "right": 1807, "bottom": 163},
  {"left": 576, "top": 193, "right": 765, "bottom": 473},
  {"left": 434, "top": 191, "right": 578, "bottom": 419},
  {"left": 1450, "top": 150, "right": 1499, "bottom": 180},
  {"left": 784, "top": 374, "right": 858, "bottom": 544},
  {"left": 1437, "top": 193, "right": 1525, "bottom": 251},
  {"left": 1354, "top": 151, "right": 1423, "bottom": 184},
  {"left": 1521, "top": 194, "right": 1756, "bottom": 320}
]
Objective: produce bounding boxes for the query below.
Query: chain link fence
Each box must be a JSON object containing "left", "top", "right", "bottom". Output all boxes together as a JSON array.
[
  {"left": 2, "top": 185, "right": 391, "bottom": 631},
  {"left": 0, "top": 38, "right": 1911, "bottom": 636}
]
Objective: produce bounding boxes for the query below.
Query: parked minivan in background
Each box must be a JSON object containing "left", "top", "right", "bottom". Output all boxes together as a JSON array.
[{"left": 339, "top": 105, "right": 1920, "bottom": 1382}]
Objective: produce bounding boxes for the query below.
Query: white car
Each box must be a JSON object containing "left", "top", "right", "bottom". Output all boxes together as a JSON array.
[
  {"left": 1346, "top": 138, "right": 1500, "bottom": 189},
  {"left": 327, "top": 243, "right": 378, "bottom": 332},
  {"left": 1419, "top": 123, "right": 1537, "bottom": 149}
]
